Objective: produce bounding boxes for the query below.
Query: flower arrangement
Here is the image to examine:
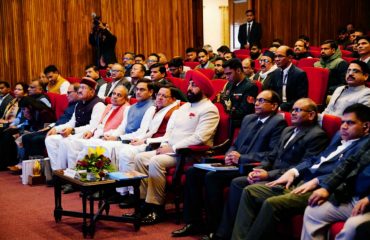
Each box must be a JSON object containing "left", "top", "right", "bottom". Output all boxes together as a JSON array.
[{"left": 75, "top": 146, "right": 116, "bottom": 181}]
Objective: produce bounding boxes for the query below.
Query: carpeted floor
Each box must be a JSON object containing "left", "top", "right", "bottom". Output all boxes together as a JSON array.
[{"left": 0, "top": 171, "right": 199, "bottom": 240}]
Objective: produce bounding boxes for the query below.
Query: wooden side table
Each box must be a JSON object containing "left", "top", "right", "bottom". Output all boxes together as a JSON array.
[{"left": 53, "top": 170, "right": 145, "bottom": 237}]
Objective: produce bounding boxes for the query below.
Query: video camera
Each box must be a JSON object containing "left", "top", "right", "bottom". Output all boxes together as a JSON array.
[{"left": 92, "top": 12, "right": 106, "bottom": 31}]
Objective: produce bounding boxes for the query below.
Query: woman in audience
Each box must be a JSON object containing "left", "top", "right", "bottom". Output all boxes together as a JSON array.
[
  {"left": 0, "top": 96, "right": 55, "bottom": 170},
  {"left": 0, "top": 82, "right": 28, "bottom": 132}
]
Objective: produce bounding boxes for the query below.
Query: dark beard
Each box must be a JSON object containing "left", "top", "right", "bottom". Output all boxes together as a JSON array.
[
  {"left": 187, "top": 90, "right": 203, "bottom": 103},
  {"left": 250, "top": 52, "right": 260, "bottom": 60}
]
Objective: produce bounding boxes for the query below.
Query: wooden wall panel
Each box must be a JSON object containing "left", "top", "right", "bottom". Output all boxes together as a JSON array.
[{"left": 0, "top": 0, "right": 198, "bottom": 87}]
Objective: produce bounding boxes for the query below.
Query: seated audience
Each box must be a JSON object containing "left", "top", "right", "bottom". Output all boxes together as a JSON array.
[
  {"left": 241, "top": 58, "right": 255, "bottom": 81},
  {"left": 314, "top": 40, "right": 349, "bottom": 95},
  {"left": 168, "top": 57, "right": 187, "bottom": 79},
  {"left": 213, "top": 57, "right": 226, "bottom": 79},
  {"left": 97, "top": 63, "right": 131, "bottom": 100},
  {"left": 128, "top": 63, "right": 147, "bottom": 96},
  {"left": 249, "top": 43, "right": 263, "bottom": 60},
  {"left": 184, "top": 47, "right": 198, "bottom": 62},
  {"left": 252, "top": 50, "right": 277, "bottom": 89},
  {"left": 203, "top": 44, "right": 217, "bottom": 62},
  {"left": 357, "top": 36, "right": 370, "bottom": 68},
  {"left": 172, "top": 90, "right": 287, "bottom": 238},
  {"left": 122, "top": 52, "right": 135, "bottom": 76},
  {"left": 293, "top": 39, "right": 312, "bottom": 60},
  {"left": 28, "top": 79, "right": 51, "bottom": 108},
  {"left": 85, "top": 64, "right": 105, "bottom": 93},
  {"left": 224, "top": 51, "right": 236, "bottom": 61},
  {"left": 21, "top": 83, "right": 80, "bottom": 161},
  {"left": 269, "top": 45, "right": 308, "bottom": 111},
  {"left": 195, "top": 49, "right": 215, "bottom": 69},
  {"left": 231, "top": 103, "right": 369, "bottom": 240},
  {"left": 145, "top": 53, "right": 160, "bottom": 75},
  {"left": 323, "top": 60, "right": 370, "bottom": 116},
  {"left": 217, "top": 45, "right": 231, "bottom": 58},
  {"left": 45, "top": 78, "right": 105, "bottom": 171},
  {"left": 134, "top": 70, "right": 219, "bottom": 225},
  {"left": 0, "top": 81, "right": 13, "bottom": 118},
  {"left": 44, "top": 65, "right": 69, "bottom": 94},
  {"left": 221, "top": 58, "right": 258, "bottom": 127},
  {"left": 0, "top": 96, "right": 54, "bottom": 170}
]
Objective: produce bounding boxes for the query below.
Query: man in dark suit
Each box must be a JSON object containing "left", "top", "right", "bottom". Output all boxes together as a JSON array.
[
  {"left": 0, "top": 81, "right": 13, "bottom": 118},
  {"left": 213, "top": 97, "right": 328, "bottom": 240},
  {"left": 172, "top": 90, "right": 287, "bottom": 238},
  {"left": 269, "top": 45, "right": 308, "bottom": 111},
  {"left": 238, "top": 9, "right": 262, "bottom": 49},
  {"left": 97, "top": 63, "right": 131, "bottom": 100},
  {"left": 231, "top": 103, "right": 370, "bottom": 240},
  {"left": 301, "top": 106, "right": 370, "bottom": 240}
]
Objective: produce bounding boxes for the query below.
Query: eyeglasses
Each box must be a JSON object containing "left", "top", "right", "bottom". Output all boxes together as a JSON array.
[
  {"left": 67, "top": 91, "right": 76, "bottom": 95},
  {"left": 110, "top": 69, "right": 122, "bottom": 73},
  {"left": 123, "top": 57, "right": 133, "bottom": 61},
  {"left": 147, "top": 60, "right": 157, "bottom": 63},
  {"left": 290, "top": 107, "right": 312, "bottom": 113},
  {"left": 259, "top": 59, "right": 271, "bottom": 64},
  {"left": 346, "top": 68, "right": 363, "bottom": 74},
  {"left": 255, "top": 98, "right": 272, "bottom": 104}
]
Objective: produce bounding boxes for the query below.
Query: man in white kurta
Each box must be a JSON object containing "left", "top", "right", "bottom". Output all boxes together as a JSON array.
[
  {"left": 45, "top": 78, "right": 105, "bottom": 170},
  {"left": 135, "top": 70, "right": 220, "bottom": 225}
]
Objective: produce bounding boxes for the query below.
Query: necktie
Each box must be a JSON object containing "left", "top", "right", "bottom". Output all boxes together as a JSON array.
[
  {"left": 247, "top": 23, "right": 251, "bottom": 38},
  {"left": 282, "top": 73, "right": 288, "bottom": 103},
  {"left": 242, "top": 120, "right": 263, "bottom": 146}
]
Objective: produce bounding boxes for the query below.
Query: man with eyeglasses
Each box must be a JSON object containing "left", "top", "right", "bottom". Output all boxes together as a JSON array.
[
  {"left": 28, "top": 79, "right": 51, "bottom": 108},
  {"left": 97, "top": 63, "right": 131, "bottom": 100},
  {"left": 129, "top": 63, "right": 148, "bottom": 96},
  {"left": 228, "top": 98, "right": 332, "bottom": 240},
  {"left": 323, "top": 60, "right": 370, "bottom": 117},
  {"left": 172, "top": 90, "right": 287, "bottom": 238},
  {"left": 252, "top": 50, "right": 278, "bottom": 89},
  {"left": 145, "top": 53, "right": 160, "bottom": 76},
  {"left": 122, "top": 52, "right": 135, "bottom": 76},
  {"left": 314, "top": 40, "right": 349, "bottom": 95},
  {"left": 270, "top": 45, "right": 308, "bottom": 111},
  {"left": 221, "top": 58, "right": 258, "bottom": 128}
]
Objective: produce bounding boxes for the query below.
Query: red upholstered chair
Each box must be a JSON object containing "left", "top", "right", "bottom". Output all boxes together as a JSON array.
[
  {"left": 196, "top": 68, "right": 215, "bottom": 80},
  {"left": 46, "top": 92, "right": 69, "bottom": 120},
  {"left": 66, "top": 77, "right": 81, "bottom": 84},
  {"left": 292, "top": 59, "right": 299, "bottom": 66},
  {"left": 168, "top": 76, "right": 188, "bottom": 95},
  {"left": 309, "top": 46, "right": 321, "bottom": 51},
  {"left": 342, "top": 56, "right": 357, "bottom": 63},
  {"left": 99, "top": 69, "right": 107, "bottom": 78},
  {"left": 320, "top": 114, "right": 342, "bottom": 139},
  {"left": 297, "top": 58, "right": 320, "bottom": 68},
  {"left": 340, "top": 49, "right": 353, "bottom": 57},
  {"left": 255, "top": 81, "right": 263, "bottom": 93},
  {"left": 236, "top": 53, "right": 250, "bottom": 61},
  {"left": 183, "top": 61, "right": 200, "bottom": 69},
  {"left": 234, "top": 49, "right": 250, "bottom": 55},
  {"left": 129, "top": 97, "right": 138, "bottom": 105},
  {"left": 254, "top": 59, "right": 261, "bottom": 71},
  {"left": 165, "top": 102, "right": 231, "bottom": 222},
  {"left": 300, "top": 67, "right": 330, "bottom": 106},
  {"left": 103, "top": 77, "right": 113, "bottom": 83},
  {"left": 329, "top": 222, "right": 345, "bottom": 240},
  {"left": 210, "top": 79, "right": 227, "bottom": 101},
  {"left": 310, "top": 50, "right": 321, "bottom": 58}
]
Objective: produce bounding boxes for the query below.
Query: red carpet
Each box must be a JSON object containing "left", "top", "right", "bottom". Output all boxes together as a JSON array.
[{"left": 0, "top": 171, "right": 199, "bottom": 239}]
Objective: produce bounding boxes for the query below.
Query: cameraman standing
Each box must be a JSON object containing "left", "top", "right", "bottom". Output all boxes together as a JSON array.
[{"left": 89, "top": 14, "right": 117, "bottom": 69}]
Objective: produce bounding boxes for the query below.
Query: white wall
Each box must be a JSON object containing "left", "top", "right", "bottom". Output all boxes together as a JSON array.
[{"left": 203, "top": 0, "right": 229, "bottom": 52}]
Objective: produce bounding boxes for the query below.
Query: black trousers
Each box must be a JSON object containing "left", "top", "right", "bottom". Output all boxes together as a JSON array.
[
  {"left": 22, "top": 131, "right": 48, "bottom": 160},
  {"left": 0, "top": 129, "right": 18, "bottom": 170},
  {"left": 183, "top": 167, "right": 240, "bottom": 233}
]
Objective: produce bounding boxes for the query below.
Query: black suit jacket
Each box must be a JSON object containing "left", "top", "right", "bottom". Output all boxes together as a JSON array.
[
  {"left": 0, "top": 94, "right": 14, "bottom": 118},
  {"left": 228, "top": 113, "right": 287, "bottom": 164},
  {"left": 259, "top": 125, "right": 329, "bottom": 180},
  {"left": 238, "top": 21, "right": 262, "bottom": 48},
  {"left": 319, "top": 136, "right": 370, "bottom": 204},
  {"left": 268, "top": 65, "right": 308, "bottom": 111},
  {"left": 295, "top": 132, "right": 369, "bottom": 183}
]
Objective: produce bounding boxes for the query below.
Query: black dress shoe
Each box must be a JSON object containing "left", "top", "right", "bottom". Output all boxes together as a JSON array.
[
  {"left": 141, "top": 211, "right": 163, "bottom": 225},
  {"left": 118, "top": 194, "right": 136, "bottom": 209},
  {"left": 171, "top": 224, "right": 201, "bottom": 237}
]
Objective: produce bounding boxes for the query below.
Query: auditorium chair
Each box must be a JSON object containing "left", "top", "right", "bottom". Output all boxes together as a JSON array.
[
  {"left": 196, "top": 68, "right": 215, "bottom": 80},
  {"left": 210, "top": 79, "right": 227, "bottom": 101},
  {"left": 46, "top": 92, "right": 69, "bottom": 120},
  {"left": 167, "top": 76, "right": 188, "bottom": 94},
  {"left": 300, "top": 67, "right": 330, "bottom": 107},
  {"left": 342, "top": 56, "right": 356, "bottom": 64},
  {"left": 276, "top": 113, "right": 342, "bottom": 239},
  {"left": 236, "top": 53, "right": 250, "bottom": 61},
  {"left": 183, "top": 61, "right": 200, "bottom": 69},
  {"left": 99, "top": 69, "right": 107, "bottom": 78},
  {"left": 297, "top": 57, "right": 319, "bottom": 68},
  {"left": 66, "top": 77, "right": 81, "bottom": 84},
  {"left": 309, "top": 46, "right": 321, "bottom": 51},
  {"left": 292, "top": 59, "right": 299, "bottom": 66},
  {"left": 254, "top": 59, "right": 261, "bottom": 71},
  {"left": 103, "top": 77, "right": 113, "bottom": 83},
  {"left": 340, "top": 49, "right": 353, "bottom": 57},
  {"left": 165, "top": 102, "right": 231, "bottom": 223},
  {"left": 234, "top": 49, "right": 250, "bottom": 55},
  {"left": 310, "top": 50, "right": 321, "bottom": 58}
]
